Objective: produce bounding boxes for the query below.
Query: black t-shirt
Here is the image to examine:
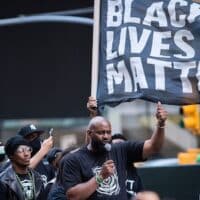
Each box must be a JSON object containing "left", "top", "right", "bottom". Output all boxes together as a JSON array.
[
  {"left": 126, "top": 165, "right": 144, "bottom": 199},
  {"left": 61, "top": 141, "right": 144, "bottom": 200},
  {"left": 35, "top": 160, "right": 55, "bottom": 185}
]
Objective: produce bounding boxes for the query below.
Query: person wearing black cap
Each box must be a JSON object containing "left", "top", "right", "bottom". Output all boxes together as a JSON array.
[
  {"left": 0, "top": 135, "right": 45, "bottom": 200},
  {"left": 17, "top": 124, "right": 45, "bottom": 156},
  {"left": 46, "top": 147, "right": 62, "bottom": 171},
  {"left": 17, "top": 124, "right": 55, "bottom": 185},
  {"left": 43, "top": 147, "right": 63, "bottom": 199},
  {"left": 46, "top": 146, "right": 79, "bottom": 200}
]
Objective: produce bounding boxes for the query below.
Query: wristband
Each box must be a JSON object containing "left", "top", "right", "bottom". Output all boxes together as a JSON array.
[
  {"left": 157, "top": 125, "right": 165, "bottom": 129},
  {"left": 157, "top": 120, "right": 165, "bottom": 128},
  {"left": 95, "top": 174, "right": 104, "bottom": 185},
  {"left": 157, "top": 123, "right": 165, "bottom": 128}
]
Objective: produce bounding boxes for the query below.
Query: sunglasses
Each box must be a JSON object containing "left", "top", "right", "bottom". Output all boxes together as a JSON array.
[{"left": 16, "top": 146, "right": 33, "bottom": 154}]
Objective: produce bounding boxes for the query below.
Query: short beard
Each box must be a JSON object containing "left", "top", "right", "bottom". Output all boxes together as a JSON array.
[{"left": 91, "top": 139, "right": 110, "bottom": 154}]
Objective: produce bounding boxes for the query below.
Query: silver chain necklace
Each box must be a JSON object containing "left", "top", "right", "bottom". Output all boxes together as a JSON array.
[{"left": 15, "top": 170, "right": 36, "bottom": 200}]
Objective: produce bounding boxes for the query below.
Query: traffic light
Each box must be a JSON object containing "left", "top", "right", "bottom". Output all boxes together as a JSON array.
[{"left": 180, "top": 105, "right": 200, "bottom": 134}]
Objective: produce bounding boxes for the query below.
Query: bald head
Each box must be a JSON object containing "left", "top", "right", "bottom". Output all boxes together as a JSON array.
[
  {"left": 134, "top": 191, "right": 160, "bottom": 200},
  {"left": 86, "top": 117, "right": 112, "bottom": 151},
  {"left": 87, "top": 116, "right": 111, "bottom": 131}
]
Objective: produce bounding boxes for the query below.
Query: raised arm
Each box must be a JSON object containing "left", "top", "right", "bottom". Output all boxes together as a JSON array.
[
  {"left": 85, "top": 96, "right": 99, "bottom": 144},
  {"left": 29, "top": 136, "right": 53, "bottom": 169},
  {"left": 143, "top": 102, "right": 168, "bottom": 159}
]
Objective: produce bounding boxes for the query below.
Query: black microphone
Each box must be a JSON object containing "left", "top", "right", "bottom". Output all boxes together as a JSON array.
[{"left": 104, "top": 143, "right": 112, "bottom": 160}]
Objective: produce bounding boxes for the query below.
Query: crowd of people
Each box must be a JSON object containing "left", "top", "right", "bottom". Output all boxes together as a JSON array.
[{"left": 0, "top": 97, "right": 167, "bottom": 200}]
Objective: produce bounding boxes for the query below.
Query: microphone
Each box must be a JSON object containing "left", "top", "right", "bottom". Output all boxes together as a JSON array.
[
  {"left": 104, "top": 143, "right": 111, "bottom": 151},
  {"left": 104, "top": 143, "right": 112, "bottom": 160}
]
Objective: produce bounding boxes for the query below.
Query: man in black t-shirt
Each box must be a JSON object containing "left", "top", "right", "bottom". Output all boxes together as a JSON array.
[{"left": 61, "top": 102, "right": 167, "bottom": 200}]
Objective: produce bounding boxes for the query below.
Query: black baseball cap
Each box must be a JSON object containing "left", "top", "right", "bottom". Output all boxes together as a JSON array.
[
  {"left": 46, "top": 147, "right": 62, "bottom": 164},
  {"left": 17, "top": 124, "right": 45, "bottom": 137}
]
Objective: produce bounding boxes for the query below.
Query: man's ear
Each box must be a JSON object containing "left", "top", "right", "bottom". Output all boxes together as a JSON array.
[
  {"left": 85, "top": 132, "right": 91, "bottom": 144},
  {"left": 87, "top": 130, "right": 92, "bottom": 136}
]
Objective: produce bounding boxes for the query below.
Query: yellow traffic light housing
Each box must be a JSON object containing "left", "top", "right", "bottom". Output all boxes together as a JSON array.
[{"left": 180, "top": 105, "right": 200, "bottom": 134}]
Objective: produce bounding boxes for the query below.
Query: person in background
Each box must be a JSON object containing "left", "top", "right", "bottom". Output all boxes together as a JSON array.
[
  {"left": 111, "top": 134, "right": 127, "bottom": 144},
  {"left": 112, "top": 133, "right": 144, "bottom": 199},
  {"left": 133, "top": 191, "right": 160, "bottom": 200},
  {"left": 0, "top": 135, "right": 44, "bottom": 200},
  {"left": 0, "top": 124, "right": 54, "bottom": 183},
  {"left": 0, "top": 141, "right": 6, "bottom": 173},
  {"left": 47, "top": 146, "right": 79, "bottom": 200},
  {"left": 17, "top": 124, "right": 54, "bottom": 185},
  {"left": 46, "top": 147, "right": 63, "bottom": 174},
  {"left": 43, "top": 147, "right": 63, "bottom": 198},
  {"left": 61, "top": 98, "right": 167, "bottom": 200}
]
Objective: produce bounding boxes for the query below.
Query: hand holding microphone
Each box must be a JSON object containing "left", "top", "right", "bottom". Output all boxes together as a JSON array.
[
  {"left": 100, "top": 159, "right": 115, "bottom": 179},
  {"left": 98, "top": 143, "right": 114, "bottom": 179}
]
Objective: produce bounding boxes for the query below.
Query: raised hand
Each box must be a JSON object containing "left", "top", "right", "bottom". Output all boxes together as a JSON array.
[
  {"left": 87, "top": 96, "right": 98, "bottom": 117},
  {"left": 156, "top": 101, "right": 168, "bottom": 127}
]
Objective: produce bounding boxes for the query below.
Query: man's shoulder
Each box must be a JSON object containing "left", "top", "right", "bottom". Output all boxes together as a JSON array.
[
  {"left": 113, "top": 140, "right": 144, "bottom": 147},
  {"left": 0, "top": 165, "right": 15, "bottom": 183},
  {"left": 31, "top": 168, "right": 42, "bottom": 177},
  {"left": 112, "top": 141, "right": 144, "bottom": 153},
  {"left": 0, "top": 165, "right": 12, "bottom": 176},
  {"left": 61, "top": 146, "right": 85, "bottom": 162},
  {"left": 0, "top": 160, "right": 11, "bottom": 174}
]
